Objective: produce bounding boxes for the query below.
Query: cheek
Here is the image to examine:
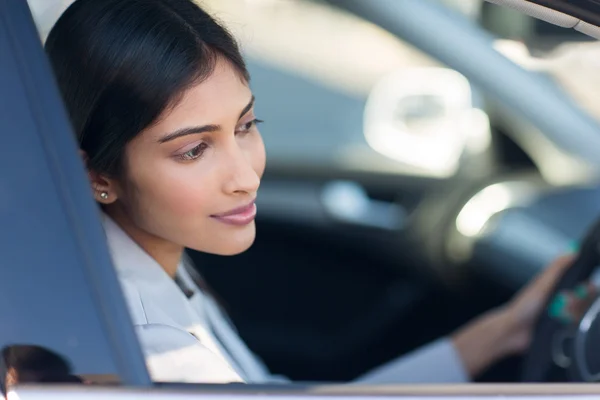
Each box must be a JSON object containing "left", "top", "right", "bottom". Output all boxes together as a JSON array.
[
  {"left": 160, "top": 172, "right": 211, "bottom": 214},
  {"left": 124, "top": 149, "right": 216, "bottom": 219},
  {"left": 143, "top": 164, "right": 215, "bottom": 216},
  {"left": 248, "top": 133, "right": 266, "bottom": 178}
]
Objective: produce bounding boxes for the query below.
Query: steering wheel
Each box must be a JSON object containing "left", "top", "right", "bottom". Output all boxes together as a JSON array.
[{"left": 521, "top": 218, "right": 600, "bottom": 382}]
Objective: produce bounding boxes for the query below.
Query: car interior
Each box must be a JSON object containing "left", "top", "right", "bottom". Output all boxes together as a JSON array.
[
  {"left": 4, "top": 0, "right": 600, "bottom": 398},
  {"left": 183, "top": 0, "right": 600, "bottom": 382}
]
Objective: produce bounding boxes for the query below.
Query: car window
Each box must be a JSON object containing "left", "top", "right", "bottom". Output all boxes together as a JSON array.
[
  {"left": 18, "top": 0, "right": 600, "bottom": 389},
  {"left": 467, "top": 1, "right": 600, "bottom": 125}
]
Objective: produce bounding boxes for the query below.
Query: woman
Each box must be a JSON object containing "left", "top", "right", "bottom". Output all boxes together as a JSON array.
[{"left": 45, "top": 0, "right": 582, "bottom": 384}]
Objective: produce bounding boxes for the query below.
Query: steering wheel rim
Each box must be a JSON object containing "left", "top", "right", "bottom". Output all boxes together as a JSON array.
[{"left": 521, "top": 219, "right": 600, "bottom": 382}]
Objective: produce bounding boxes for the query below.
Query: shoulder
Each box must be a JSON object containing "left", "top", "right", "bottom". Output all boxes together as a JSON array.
[
  {"left": 118, "top": 276, "right": 182, "bottom": 327},
  {"left": 118, "top": 278, "right": 243, "bottom": 383},
  {"left": 136, "top": 323, "right": 242, "bottom": 383}
]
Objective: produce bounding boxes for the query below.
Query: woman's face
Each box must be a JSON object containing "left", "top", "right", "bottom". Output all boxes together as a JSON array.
[{"left": 106, "top": 58, "right": 266, "bottom": 256}]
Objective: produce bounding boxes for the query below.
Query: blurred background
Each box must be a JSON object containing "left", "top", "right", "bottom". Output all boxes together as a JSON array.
[{"left": 26, "top": 0, "right": 600, "bottom": 383}]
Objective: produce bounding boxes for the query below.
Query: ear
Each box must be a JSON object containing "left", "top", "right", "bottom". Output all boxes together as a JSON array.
[{"left": 79, "top": 150, "right": 118, "bottom": 204}]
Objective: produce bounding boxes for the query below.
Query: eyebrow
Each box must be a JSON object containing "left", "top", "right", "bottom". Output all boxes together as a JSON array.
[{"left": 158, "top": 96, "right": 255, "bottom": 143}]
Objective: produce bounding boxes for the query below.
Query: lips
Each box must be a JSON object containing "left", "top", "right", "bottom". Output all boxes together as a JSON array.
[{"left": 210, "top": 200, "right": 257, "bottom": 226}]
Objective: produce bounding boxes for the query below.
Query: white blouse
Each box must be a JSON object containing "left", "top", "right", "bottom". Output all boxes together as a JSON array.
[{"left": 102, "top": 214, "right": 468, "bottom": 384}]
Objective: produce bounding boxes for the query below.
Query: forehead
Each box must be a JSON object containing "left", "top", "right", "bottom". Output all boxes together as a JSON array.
[{"left": 149, "top": 59, "right": 252, "bottom": 134}]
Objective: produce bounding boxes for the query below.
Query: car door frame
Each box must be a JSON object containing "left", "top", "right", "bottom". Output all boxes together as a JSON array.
[{"left": 0, "top": 0, "right": 150, "bottom": 386}]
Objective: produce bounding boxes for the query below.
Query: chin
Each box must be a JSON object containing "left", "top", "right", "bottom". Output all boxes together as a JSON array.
[
  {"left": 217, "top": 237, "right": 255, "bottom": 256},
  {"left": 220, "top": 244, "right": 253, "bottom": 256},
  {"left": 199, "top": 223, "right": 257, "bottom": 256}
]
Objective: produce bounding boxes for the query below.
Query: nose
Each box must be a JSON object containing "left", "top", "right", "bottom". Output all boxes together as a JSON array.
[{"left": 222, "top": 144, "right": 260, "bottom": 196}]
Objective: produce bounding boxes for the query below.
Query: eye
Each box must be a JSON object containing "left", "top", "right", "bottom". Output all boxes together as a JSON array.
[
  {"left": 235, "top": 118, "right": 263, "bottom": 135},
  {"left": 177, "top": 142, "right": 208, "bottom": 161}
]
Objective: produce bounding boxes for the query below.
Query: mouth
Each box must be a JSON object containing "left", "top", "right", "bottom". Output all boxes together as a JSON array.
[{"left": 210, "top": 200, "right": 257, "bottom": 226}]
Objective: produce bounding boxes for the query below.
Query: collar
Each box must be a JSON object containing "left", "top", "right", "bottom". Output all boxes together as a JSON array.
[
  {"left": 101, "top": 213, "right": 173, "bottom": 284},
  {"left": 101, "top": 213, "right": 204, "bottom": 328},
  {"left": 102, "top": 213, "right": 195, "bottom": 297}
]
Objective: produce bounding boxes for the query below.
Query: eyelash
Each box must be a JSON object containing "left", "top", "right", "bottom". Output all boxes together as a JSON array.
[
  {"left": 178, "top": 142, "right": 209, "bottom": 162},
  {"left": 236, "top": 118, "right": 264, "bottom": 135},
  {"left": 177, "top": 119, "right": 264, "bottom": 162}
]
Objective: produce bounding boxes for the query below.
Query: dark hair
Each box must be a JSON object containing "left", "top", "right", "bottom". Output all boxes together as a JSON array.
[
  {"left": 45, "top": 0, "right": 249, "bottom": 177},
  {"left": 1, "top": 345, "right": 83, "bottom": 389}
]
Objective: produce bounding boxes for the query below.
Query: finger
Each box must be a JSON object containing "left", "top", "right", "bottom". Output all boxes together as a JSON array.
[
  {"left": 517, "top": 254, "right": 576, "bottom": 312},
  {"left": 549, "top": 254, "right": 576, "bottom": 273},
  {"left": 548, "top": 291, "right": 572, "bottom": 323},
  {"left": 550, "top": 282, "right": 598, "bottom": 323},
  {"left": 526, "top": 255, "right": 574, "bottom": 296},
  {"left": 540, "top": 254, "right": 575, "bottom": 286},
  {"left": 567, "top": 240, "right": 580, "bottom": 254},
  {"left": 573, "top": 282, "right": 598, "bottom": 300}
]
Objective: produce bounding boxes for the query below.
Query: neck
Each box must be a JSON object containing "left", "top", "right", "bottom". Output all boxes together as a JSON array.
[{"left": 105, "top": 206, "right": 183, "bottom": 278}]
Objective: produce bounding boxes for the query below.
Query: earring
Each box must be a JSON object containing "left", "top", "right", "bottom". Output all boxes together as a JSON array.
[{"left": 99, "top": 191, "right": 109, "bottom": 200}]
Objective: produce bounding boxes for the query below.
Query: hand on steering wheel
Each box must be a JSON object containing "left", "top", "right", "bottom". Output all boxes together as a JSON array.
[
  {"left": 522, "top": 221, "right": 600, "bottom": 382},
  {"left": 547, "top": 281, "right": 598, "bottom": 324},
  {"left": 502, "top": 253, "right": 579, "bottom": 357},
  {"left": 452, "top": 248, "right": 591, "bottom": 381}
]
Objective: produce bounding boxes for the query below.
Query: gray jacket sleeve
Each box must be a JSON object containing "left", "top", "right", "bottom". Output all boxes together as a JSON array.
[{"left": 353, "top": 338, "right": 469, "bottom": 384}]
